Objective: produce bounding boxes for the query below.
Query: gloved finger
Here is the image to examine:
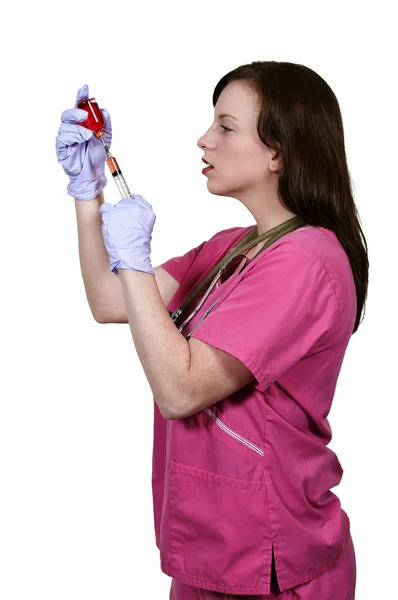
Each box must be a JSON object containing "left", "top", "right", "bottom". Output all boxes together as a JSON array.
[
  {"left": 99, "top": 203, "right": 116, "bottom": 218},
  {"left": 56, "top": 123, "right": 93, "bottom": 151},
  {"left": 100, "top": 108, "right": 112, "bottom": 148},
  {"left": 75, "top": 84, "right": 89, "bottom": 107},
  {"left": 61, "top": 108, "right": 90, "bottom": 124},
  {"left": 118, "top": 195, "right": 154, "bottom": 211},
  {"left": 100, "top": 108, "right": 112, "bottom": 131}
]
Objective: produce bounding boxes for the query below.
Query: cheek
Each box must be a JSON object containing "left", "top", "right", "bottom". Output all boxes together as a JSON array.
[
  {"left": 232, "top": 144, "right": 265, "bottom": 174},
  {"left": 213, "top": 163, "right": 257, "bottom": 190},
  {"left": 244, "top": 154, "right": 269, "bottom": 180},
  {"left": 230, "top": 158, "right": 264, "bottom": 181}
]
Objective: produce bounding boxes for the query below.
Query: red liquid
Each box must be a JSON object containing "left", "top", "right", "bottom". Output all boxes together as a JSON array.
[
  {"left": 77, "top": 97, "right": 104, "bottom": 135},
  {"left": 106, "top": 156, "right": 121, "bottom": 175}
]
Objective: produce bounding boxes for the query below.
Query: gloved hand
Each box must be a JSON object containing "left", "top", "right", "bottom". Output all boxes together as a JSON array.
[
  {"left": 55, "top": 84, "right": 112, "bottom": 200},
  {"left": 99, "top": 195, "right": 156, "bottom": 277}
]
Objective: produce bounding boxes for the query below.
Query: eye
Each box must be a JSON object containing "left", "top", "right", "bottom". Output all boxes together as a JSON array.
[{"left": 220, "top": 125, "right": 233, "bottom": 133}]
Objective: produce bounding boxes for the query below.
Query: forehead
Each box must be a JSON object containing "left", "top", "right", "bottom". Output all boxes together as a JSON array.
[{"left": 215, "top": 80, "right": 259, "bottom": 119}]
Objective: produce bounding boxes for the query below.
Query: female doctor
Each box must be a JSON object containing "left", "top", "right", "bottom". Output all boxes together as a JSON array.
[{"left": 56, "top": 61, "right": 368, "bottom": 599}]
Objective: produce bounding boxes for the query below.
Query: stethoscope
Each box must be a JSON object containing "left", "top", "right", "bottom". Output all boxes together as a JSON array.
[
  {"left": 169, "top": 216, "right": 308, "bottom": 340},
  {"left": 175, "top": 252, "right": 251, "bottom": 339}
]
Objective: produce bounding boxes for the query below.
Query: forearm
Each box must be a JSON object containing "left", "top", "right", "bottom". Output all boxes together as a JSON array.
[
  {"left": 119, "top": 269, "right": 191, "bottom": 419},
  {"left": 74, "top": 191, "right": 117, "bottom": 320}
]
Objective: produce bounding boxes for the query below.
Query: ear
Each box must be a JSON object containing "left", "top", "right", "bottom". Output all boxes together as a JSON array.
[{"left": 269, "top": 147, "right": 283, "bottom": 173}]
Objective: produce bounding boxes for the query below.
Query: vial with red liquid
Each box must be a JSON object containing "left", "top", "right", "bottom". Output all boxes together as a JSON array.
[
  {"left": 77, "top": 97, "right": 105, "bottom": 138},
  {"left": 76, "top": 95, "right": 131, "bottom": 199}
]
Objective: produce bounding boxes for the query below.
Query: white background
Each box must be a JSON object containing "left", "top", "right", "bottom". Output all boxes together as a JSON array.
[{"left": 1, "top": 1, "right": 396, "bottom": 598}]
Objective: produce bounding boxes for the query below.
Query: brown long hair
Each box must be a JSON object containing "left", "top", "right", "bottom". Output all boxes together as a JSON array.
[{"left": 212, "top": 61, "right": 368, "bottom": 334}]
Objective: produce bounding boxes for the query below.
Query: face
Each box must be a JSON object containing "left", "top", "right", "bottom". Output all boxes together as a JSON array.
[{"left": 197, "top": 80, "right": 281, "bottom": 200}]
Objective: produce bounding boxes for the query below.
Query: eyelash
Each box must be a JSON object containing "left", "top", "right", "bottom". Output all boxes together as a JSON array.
[{"left": 220, "top": 125, "right": 233, "bottom": 133}]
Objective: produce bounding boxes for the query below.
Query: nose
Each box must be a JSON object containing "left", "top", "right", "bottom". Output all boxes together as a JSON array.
[
  {"left": 197, "top": 131, "right": 215, "bottom": 151},
  {"left": 197, "top": 134, "right": 205, "bottom": 150}
]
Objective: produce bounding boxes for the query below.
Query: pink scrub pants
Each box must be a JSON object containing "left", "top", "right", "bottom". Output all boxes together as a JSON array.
[{"left": 169, "top": 531, "right": 356, "bottom": 600}]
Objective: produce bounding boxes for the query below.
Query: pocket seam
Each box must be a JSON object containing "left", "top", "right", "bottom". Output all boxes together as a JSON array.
[{"left": 170, "top": 459, "right": 264, "bottom": 488}]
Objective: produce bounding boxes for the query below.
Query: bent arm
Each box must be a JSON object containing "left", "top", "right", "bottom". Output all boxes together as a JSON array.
[
  {"left": 118, "top": 269, "right": 191, "bottom": 419},
  {"left": 74, "top": 192, "right": 180, "bottom": 322},
  {"left": 74, "top": 191, "right": 115, "bottom": 321},
  {"left": 117, "top": 270, "right": 254, "bottom": 420}
]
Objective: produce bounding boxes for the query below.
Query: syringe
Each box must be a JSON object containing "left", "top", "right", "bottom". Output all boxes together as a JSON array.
[
  {"left": 76, "top": 96, "right": 132, "bottom": 200},
  {"left": 97, "top": 136, "right": 132, "bottom": 199}
]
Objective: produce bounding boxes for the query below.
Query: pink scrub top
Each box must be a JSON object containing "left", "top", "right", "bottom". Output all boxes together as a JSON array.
[{"left": 151, "top": 224, "right": 356, "bottom": 596}]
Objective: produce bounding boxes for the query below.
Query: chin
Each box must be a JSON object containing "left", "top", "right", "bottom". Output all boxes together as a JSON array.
[
  {"left": 207, "top": 181, "right": 241, "bottom": 200},
  {"left": 206, "top": 177, "right": 227, "bottom": 193},
  {"left": 207, "top": 185, "right": 230, "bottom": 198}
]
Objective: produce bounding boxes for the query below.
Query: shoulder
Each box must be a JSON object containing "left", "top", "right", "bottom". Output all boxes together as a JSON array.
[
  {"left": 261, "top": 225, "right": 356, "bottom": 334},
  {"left": 275, "top": 224, "right": 338, "bottom": 252},
  {"left": 282, "top": 226, "right": 353, "bottom": 283}
]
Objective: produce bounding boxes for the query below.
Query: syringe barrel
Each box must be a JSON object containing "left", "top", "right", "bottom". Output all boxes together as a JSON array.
[
  {"left": 114, "top": 173, "right": 132, "bottom": 199},
  {"left": 106, "top": 156, "right": 121, "bottom": 175},
  {"left": 106, "top": 156, "right": 132, "bottom": 199}
]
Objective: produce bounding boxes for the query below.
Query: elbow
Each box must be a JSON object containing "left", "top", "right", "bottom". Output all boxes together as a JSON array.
[
  {"left": 93, "top": 311, "right": 109, "bottom": 324},
  {"left": 161, "top": 383, "right": 196, "bottom": 420},
  {"left": 164, "top": 396, "right": 195, "bottom": 420},
  {"left": 158, "top": 395, "right": 183, "bottom": 421},
  {"left": 164, "top": 409, "right": 182, "bottom": 421},
  {"left": 159, "top": 405, "right": 179, "bottom": 420}
]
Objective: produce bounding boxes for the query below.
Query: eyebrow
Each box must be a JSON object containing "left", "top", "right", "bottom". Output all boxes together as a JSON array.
[{"left": 217, "top": 113, "right": 239, "bottom": 122}]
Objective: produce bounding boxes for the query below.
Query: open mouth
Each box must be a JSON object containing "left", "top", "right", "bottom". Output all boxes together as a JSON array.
[{"left": 202, "top": 159, "right": 214, "bottom": 173}]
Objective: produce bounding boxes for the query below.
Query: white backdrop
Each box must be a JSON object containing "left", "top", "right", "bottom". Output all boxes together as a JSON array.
[{"left": 1, "top": 1, "right": 396, "bottom": 598}]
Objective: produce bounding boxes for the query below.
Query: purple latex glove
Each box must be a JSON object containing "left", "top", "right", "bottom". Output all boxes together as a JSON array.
[
  {"left": 56, "top": 84, "right": 112, "bottom": 200},
  {"left": 99, "top": 195, "right": 156, "bottom": 277}
]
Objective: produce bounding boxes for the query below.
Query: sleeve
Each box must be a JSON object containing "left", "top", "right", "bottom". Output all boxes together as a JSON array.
[
  {"left": 189, "top": 248, "right": 339, "bottom": 392},
  {"left": 158, "top": 239, "right": 207, "bottom": 284}
]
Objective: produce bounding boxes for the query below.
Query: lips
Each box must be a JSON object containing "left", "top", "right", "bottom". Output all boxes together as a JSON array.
[{"left": 202, "top": 158, "right": 214, "bottom": 167}]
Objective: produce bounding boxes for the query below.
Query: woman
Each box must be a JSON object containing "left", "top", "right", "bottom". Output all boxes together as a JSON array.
[{"left": 56, "top": 61, "right": 368, "bottom": 599}]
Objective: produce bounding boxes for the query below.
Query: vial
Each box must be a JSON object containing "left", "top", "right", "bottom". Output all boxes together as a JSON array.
[{"left": 77, "top": 97, "right": 104, "bottom": 137}]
